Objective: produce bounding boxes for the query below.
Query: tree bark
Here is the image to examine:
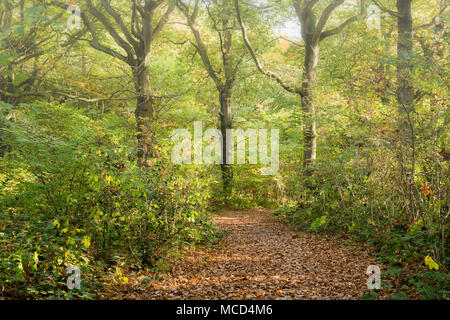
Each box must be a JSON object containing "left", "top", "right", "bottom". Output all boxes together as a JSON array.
[
  {"left": 220, "top": 87, "right": 233, "bottom": 192},
  {"left": 396, "top": 0, "right": 414, "bottom": 109},
  {"left": 396, "top": 0, "right": 416, "bottom": 217},
  {"left": 301, "top": 41, "right": 319, "bottom": 169},
  {"left": 133, "top": 62, "right": 155, "bottom": 167}
]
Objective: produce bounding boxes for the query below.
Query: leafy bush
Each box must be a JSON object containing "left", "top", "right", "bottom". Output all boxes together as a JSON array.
[
  {"left": 0, "top": 102, "right": 213, "bottom": 298},
  {"left": 274, "top": 102, "right": 449, "bottom": 299}
]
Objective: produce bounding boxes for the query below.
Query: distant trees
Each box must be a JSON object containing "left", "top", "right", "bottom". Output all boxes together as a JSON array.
[{"left": 0, "top": 1, "right": 59, "bottom": 104}]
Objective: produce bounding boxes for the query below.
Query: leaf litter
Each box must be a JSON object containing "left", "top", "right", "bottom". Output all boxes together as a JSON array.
[{"left": 112, "top": 210, "right": 386, "bottom": 299}]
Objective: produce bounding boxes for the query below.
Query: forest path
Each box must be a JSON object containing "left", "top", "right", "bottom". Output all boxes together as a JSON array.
[{"left": 117, "top": 210, "right": 379, "bottom": 299}]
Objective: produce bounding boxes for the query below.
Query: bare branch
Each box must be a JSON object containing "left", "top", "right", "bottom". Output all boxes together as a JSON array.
[
  {"left": 83, "top": 14, "right": 129, "bottom": 62},
  {"left": 314, "top": 0, "right": 345, "bottom": 40},
  {"left": 49, "top": 1, "right": 129, "bottom": 62},
  {"left": 318, "top": 0, "right": 367, "bottom": 41},
  {"left": 85, "top": 0, "right": 135, "bottom": 60},
  {"left": 0, "top": 89, "right": 175, "bottom": 102},
  {"left": 234, "top": 0, "right": 302, "bottom": 95},
  {"left": 280, "top": 36, "right": 304, "bottom": 48},
  {"left": 306, "top": 0, "right": 320, "bottom": 12},
  {"left": 177, "top": 0, "right": 223, "bottom": 89},
  {"left": 101, "top": 0, "right": 139, "bottom": 50},
  {"left": 131, "top": 1, "right": 144, "bottom": 41},
  {"left": 153, "top": 0, "right": 176, "bottom": 39},
  {"left": 320, "top": 16, "right": 358, "bottom": 41},
  {"left": 372, "top": 0, "right": 400, "bottom": 18}
]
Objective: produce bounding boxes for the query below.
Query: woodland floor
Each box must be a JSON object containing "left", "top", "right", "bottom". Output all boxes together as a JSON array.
[{"left": 113, "top": 210, "right": 383, "bottom": 300}]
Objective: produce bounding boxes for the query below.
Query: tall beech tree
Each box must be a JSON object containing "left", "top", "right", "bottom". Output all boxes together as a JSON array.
[
  {"left": 396, "top": 0, "right": 416, "bottom": 217},
  {"left": 235, "top": 0, "right": 367, "bottom": 171},
  {"left": 177, "top": 0, "right": 246, "bottom": 192},
  {"left": 52, "top": 0, "right": 176, "bottom": 167}
]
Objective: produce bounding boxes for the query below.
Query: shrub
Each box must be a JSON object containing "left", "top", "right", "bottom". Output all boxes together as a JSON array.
[{"left": 0, "top": 102, "right": 213, "bottom": 298}]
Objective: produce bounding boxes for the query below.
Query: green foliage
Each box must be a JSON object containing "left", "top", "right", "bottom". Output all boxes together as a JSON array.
[
  {"left": 209, "top": 165, "right": 281, "bottom": 210},
  {"left": 0, "top": 102, "right": 214, "bottom": 298},
  {"left": 0, "top": 0, "right": 447, "bottom": 301},
  {"left": 274, "top": 100, "right": 449, "bottom": 299}
]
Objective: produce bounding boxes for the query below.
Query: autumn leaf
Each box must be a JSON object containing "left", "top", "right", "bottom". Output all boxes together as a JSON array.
[{"left": 424, "top": 256, "right": 439, "bottom": 270}]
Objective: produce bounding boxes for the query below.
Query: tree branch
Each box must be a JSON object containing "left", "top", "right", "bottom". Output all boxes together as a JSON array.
[
  {"left": 314, "top": 0, "right": 346, "bottom": 40},
  {"left": 319, "top": 0, "right": 367, "bottom": 41},
  {"left": 414, "top": 1, "right": 449, "bottom": 31},
  {"left": 234, "top": 0, "right": 302, "bottom": 95},
  {"left": 101, "top": 0, "right": 139, "bottom": 51},
  {"left": 320, "top": 16, "right": 357, "bottom": 41},
  {"left": 85, "top": 0, "right": 135, "bottom": 60},
  {"left": 177, "top": 0, "right": 223, "bottom": 89},
  {"left": 153, "top": 0, "right": 176, "bottom": 39},
  {"left": 306, "top": 0, "right": 321, "bottom": 12},
  {"left": 372, "top": 0, "right": 400, "bottom": 18}
]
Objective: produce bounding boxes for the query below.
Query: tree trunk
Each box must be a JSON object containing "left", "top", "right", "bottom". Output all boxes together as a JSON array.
[
  {"left": 396, "top": 0, "right": 414, "bottom": 109},
  {"left": 396, "top": 0, "right": 416, "bottom": 217},
  {"left": 133, "top": 63, "right": 155, "bottom": 167},
  {"left": 220, "top": 88, "right": 233, "bottom": 193},
  {"left": 301, "top": 41, "right": 319, "bottom": 171}
]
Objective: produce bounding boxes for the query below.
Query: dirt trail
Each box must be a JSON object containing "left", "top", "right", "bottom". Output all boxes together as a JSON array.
[{"left": 118, "top": 210, "right": 379, "bottom": 299}]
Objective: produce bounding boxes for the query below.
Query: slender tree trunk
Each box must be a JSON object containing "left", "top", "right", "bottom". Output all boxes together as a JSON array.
[
  {"left": 301, "top": 41, "right": 319, "bottom": 171},
  {"left": 220, "top": 26, "right": 235, "bottom": 193},
  {"left": 180, "top": 3, "right": 237, "bottom": 192},
  {"left": 220, "top": 87, "right": 233, "bottom": 193},
  {"left": 133, "top": 62, "right": 155, "bottom": 167},
  {"left": 396, "top": 0, "right": 416, "bottom": 217},
  {"left": 396, "top": 0, "right": 414, "bottom": 108},
  {"left": 378, "top": 12, "right": 393, "bottom": 104}
]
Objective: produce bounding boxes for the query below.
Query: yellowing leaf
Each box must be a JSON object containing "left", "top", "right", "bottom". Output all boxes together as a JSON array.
[
  {"left": 52, "top": 220, "right": 60, "bottom": 229},
  {"left": 65, "top": 237, "right": 75, "bottom": 246},
  {"left": 424, "top": 255, "right": 439, "bottom": 270},
  {"left": 82, "top": 236, "right": 91, "bottom": 248}
]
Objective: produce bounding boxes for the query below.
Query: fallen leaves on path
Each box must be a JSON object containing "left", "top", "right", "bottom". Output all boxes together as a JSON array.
[{"left": 115, "top": 210, "right": 382, "bottom": 299}]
